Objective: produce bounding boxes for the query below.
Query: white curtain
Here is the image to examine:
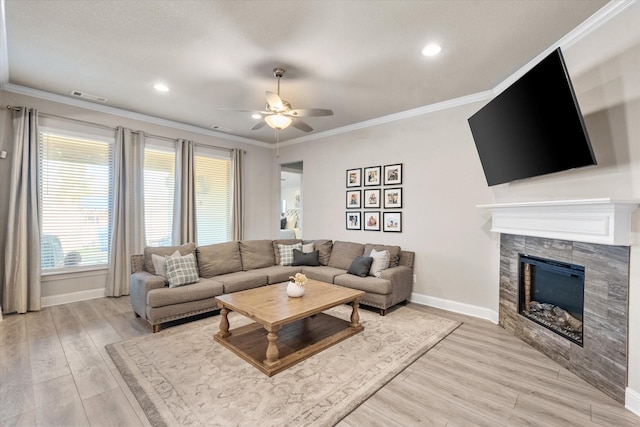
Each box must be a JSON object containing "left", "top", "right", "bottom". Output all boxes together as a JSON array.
[
  {"left": 3, "top": 108, "right": 41, "bottom": 313},
  {"left": 105, "top": 127, "right": 145, "bottom": 297},
  {"left": 172, "top": 139, "right": 197, "bottom": 244},
  {"left": 232, "top": 149, "right": 245, "bottom": 241}
]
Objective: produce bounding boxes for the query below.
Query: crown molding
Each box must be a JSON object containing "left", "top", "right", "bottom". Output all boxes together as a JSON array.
[
  {"left": 279, "top": 90, "right": 494, "bottom": 148},
  {"left": 494, "top": 0, "right": 634, "bottom": 95},
  {"left": 2, "top": 83, "right": 271, "bottom": 148}
]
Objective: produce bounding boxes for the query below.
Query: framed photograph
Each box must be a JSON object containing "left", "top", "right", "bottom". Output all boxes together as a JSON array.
[
  {"left": 383, "top": 212, "right": 402, "bottom": 232},
  {"left": 363, "top": 211, "right": 381, "bottom": 231},
  {"left": 363, "top": 166, "right": 381, "bottom": 187},
  {"left": 383, "top": 163, "right": 403, "bottom": 185},
  {"left": 346, "top": 212, "right": 361, "bottom": 230},
  {"left": 383, "top": 187, "right": 403, "bottom": 209},
  {"left": 363, "top": 189, "right": 381, "bottom": 208},
  {"left": 346, "top": 190, "right": 361, "bottom": 209},
  {"left": 346, "top": 168, "right": 361, "bottom": 187}
]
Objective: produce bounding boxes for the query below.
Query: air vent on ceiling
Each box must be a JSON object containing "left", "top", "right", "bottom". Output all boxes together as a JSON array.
[{"left": 71, "top": 90, "right": 108, "bottom": 103}]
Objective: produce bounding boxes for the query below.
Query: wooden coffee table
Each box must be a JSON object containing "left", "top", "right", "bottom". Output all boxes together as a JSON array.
[{"left": 214, "top": 279, "right": 365, "bottom": 376}]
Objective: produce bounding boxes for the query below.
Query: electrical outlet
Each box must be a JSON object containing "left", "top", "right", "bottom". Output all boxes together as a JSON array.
[
  {"left": 0, "top": 151, "right": 6, "bottom": 159},
  {"left": 413, "top": 274, "right": 417, "bottom": 283}
]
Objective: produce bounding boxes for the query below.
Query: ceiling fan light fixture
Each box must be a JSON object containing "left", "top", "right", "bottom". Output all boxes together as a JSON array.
[{"left": 265, "top": 114, "right": 292, "bottom": 130}]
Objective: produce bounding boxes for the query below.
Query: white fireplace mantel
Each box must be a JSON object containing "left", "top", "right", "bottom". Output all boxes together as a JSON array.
[{"left": 477, "top": 198, "right": 639, "bottom": 246}]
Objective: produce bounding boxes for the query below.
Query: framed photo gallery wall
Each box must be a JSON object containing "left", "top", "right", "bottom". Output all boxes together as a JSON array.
[{"left": 344, "top": 163, "right": 402, "bottom": 232}]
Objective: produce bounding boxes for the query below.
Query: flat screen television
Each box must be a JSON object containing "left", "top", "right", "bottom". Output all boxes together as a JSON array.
[{"left": 468, "top": 48, "right": 596, "bottom": 186}]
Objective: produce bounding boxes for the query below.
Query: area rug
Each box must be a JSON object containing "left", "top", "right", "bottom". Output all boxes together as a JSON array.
[{"left": 107, "top": 305, "right": 461, "bottom": 426}]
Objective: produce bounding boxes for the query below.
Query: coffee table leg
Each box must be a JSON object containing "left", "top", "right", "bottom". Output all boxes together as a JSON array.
[
  {"left": 350, "top": 299, "right": 361, "bottom": 328},
  {"left": 263, "top": 325, "right": 282, "bottom": 367},
  {"left": 216, "top": 306, "right": 231, "bottom": 339}
]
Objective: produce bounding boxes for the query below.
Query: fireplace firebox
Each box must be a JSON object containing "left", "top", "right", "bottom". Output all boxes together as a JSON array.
[{"left": 518, "top": 254, "right": 585, "bottom": 346}]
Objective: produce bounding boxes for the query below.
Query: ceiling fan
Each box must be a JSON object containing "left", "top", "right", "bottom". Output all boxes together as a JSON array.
[{"left": 223, "top": 67, "right": 333, "bottom": 132}]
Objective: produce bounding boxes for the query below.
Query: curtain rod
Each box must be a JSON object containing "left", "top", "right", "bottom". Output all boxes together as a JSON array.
[{"left": 6, "top": 105, "right": 235, "bottom": 153}]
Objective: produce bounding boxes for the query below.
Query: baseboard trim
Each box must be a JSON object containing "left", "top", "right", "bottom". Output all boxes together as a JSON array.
[
  {"left": 626, "top": 387, "right": 640, "bottom": 417},
  {"left": 41, "top": 288, "right": 105, "bottom": 308},
  {"left": 410, "top": 292, "right": 499, "bottom": 324}
]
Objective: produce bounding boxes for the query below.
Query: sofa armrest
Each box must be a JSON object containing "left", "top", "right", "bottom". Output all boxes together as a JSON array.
[
  {"left": 130, "top": 271, "right": 166, "bottom": 319},
  {"left": 380, "top": 265, "right": 413, "bottom": 306}
]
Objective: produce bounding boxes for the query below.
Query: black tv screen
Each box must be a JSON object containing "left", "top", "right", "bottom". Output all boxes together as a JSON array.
[{"left": 468, "top": 48, "right": 596, "bottom": 186}]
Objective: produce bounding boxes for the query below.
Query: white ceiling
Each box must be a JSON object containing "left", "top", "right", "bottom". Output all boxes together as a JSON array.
[{"left": 2, "top": 0, "right": 611, "bottom": 144}]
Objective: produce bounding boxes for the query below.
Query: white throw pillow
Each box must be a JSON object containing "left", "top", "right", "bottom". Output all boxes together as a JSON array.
[
  {"left": 369, "top": 249, "right": 390, "bottom": 278},
  {"left": 152, "top": 250, "right": 181, "bottom": 279},
  {"left": 302, "top": 242, "right": 315, "bottom": 253}
]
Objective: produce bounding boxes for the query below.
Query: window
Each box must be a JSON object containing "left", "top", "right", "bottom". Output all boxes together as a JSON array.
[
  {"left": 194, "top": 146, "right": 231, "bottom": 245},
  {"left": 144, "top": 139, "right": 175, "bottom": 247},
  {"left": 39, "top": 119, "right": 114, "bottom": 271}
]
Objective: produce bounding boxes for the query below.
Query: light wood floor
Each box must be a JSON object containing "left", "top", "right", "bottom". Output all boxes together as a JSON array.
[{"left": 1, "top": 297, "right": 639, "bottom": 426}]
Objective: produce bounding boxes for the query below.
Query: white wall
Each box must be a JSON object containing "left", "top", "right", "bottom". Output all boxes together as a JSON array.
[
  {"left": 276, "top": 103, "right": 498, "bottom": 315},
  {"left": 0, "top": 90, "right": 275, "bottom": 301},
  {"left": 277, "top": 1, "right": 640, "bottom": 413}
]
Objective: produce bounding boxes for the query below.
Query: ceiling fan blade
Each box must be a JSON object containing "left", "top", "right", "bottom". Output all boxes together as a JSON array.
[
  {"left": 250, "top": 120, "right": 268, "bottom": 130},
  {"left": 287, "top": 108, "right": 334, "bottom": 117},
  {"left": 291, "top": 119, "right": 313, "bottom": 132},
  {"left": 265, "top": 91, "right": 283, "bottom": 109}
]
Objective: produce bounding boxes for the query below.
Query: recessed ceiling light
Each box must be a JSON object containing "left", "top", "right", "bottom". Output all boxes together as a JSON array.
[
  {"left": 421, "top": 43, "right": 442, "bottom": 57},
  {"left": 251, "top": 114, "right": 262, "bottom": 120},
  {"left": 154, "top": 83, "right": 169, "bottom": 92}
]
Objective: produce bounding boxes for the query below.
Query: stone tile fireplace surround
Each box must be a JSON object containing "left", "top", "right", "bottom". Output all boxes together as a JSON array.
[{"left": 480, "top": 199, "right": 639, "bottom": 403}]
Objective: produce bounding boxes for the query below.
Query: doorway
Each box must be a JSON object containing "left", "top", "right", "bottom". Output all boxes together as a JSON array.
[{"left": 279, "top": 162, "right": 303, "bottom": 239}]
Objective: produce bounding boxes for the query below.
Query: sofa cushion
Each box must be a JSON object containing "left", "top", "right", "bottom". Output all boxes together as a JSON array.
[
  {"left": 369, "top": 249, "right": 390, "bottom": 278},
  {"left": 328, "top": 241, "right": 364, "bottom": 270},
  {"left": 247, "top": 266, "right": 302, "bottom": 284},
  {"left": 334, "top": 274, "right": 392, "bottom": 295},
  {"left": 240, "top": 240, "right": 276, "bottom": 270},
  {"left": 166, "top": 253, "right": 199, "bottom": 288},
  {"left": 364, "top": 243, "right": 402, "bottom": 268},
  {"left": 144, "top": 242, "right": 196, "bottom": 275},
  {"left": 347, "top": 256, "right": 374, "bottom": 277},
  {"left": 197, "top": 242, "right": 242, "bottom": 278},
  {"left": 215, "top": 271, "right": 268, "bottom": 293},
  {"left": 278, "top": 243, "right": 302, "bottom": 266},
  {"left": 301, "top": 266, "right": 346, "bottom": 283},
  {"left": 304, "top": 239, "right": 333, "bottom": 266},
  {"left": 272, "top": 239, "right": 302, "bottom": 264},
  {"left": 147, "top": 278, "right": 224, "bottom": 308},
  {"left": 292, "top": 249, "right": 320, "bottom": 267}
]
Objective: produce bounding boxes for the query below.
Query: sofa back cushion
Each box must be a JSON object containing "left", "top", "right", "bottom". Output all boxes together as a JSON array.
[
  {"left": 364, "top": 243, "right": 402, "bottom": 268},
  {"left": 144, "top": 242, "right": 196, "bottom": 275},
  {"left": 304, "top": 239, "right": 333, "bottom": 266},
  {"left": 328, "top": 241, "right": 364, "bottom": 270},
  {"left": 196, "top": 242, "right": 242, "bottom": 277},
  {"left": 240, "top": 240, "right": 276, "bottom": 270}
]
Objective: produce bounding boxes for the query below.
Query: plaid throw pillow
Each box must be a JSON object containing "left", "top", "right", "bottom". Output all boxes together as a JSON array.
[
  {"left": 165, "top": 253, "right": 199, "bottom": 288},
  {"left": 279, "top": 243, "right": 302, "bottom": 266}
]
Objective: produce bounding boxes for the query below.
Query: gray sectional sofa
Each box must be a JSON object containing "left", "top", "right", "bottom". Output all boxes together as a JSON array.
[{"left": 130, "top": 239, "right": 414, "bottom": 332}]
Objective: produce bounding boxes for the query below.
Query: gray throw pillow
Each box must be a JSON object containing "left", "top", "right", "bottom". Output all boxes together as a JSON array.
[
  {"left": 292, "top": 249, "right": 320, "bottom": 266},
  {"left": 347, "top": 256, "right": 374, "bottom": 277}
]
